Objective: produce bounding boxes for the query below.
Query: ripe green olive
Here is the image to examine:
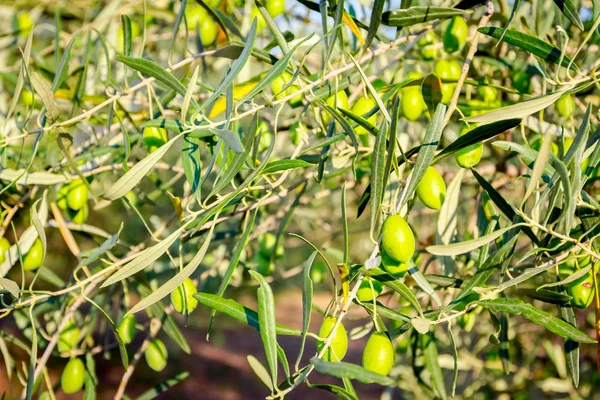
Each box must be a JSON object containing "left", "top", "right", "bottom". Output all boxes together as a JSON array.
[
  {"left": 143, "top": 127, "right": 168, "bottom": 153},
  {"left": 455, "top": 125, "right": 482, "bottom": 168},
  {"left": 188, "top": 6, "right": 217, "bottom": 46},
  {"left": 401, "top": 89, "right": 425, "bottom": 121},
  {"left": 68, "top": 204, "right": 89, "bottom": 224},
  {"left": 434, "top": 59, "right": 461, "bottom": 104},
  {"left": 66, "top": 179, "right": 88, "bottom": 211},
  {"left": 259, "top": 232, "right": 284, "bottom": 258},
  {"left": 416, "top": 167, "right": 446, "bottom": 210},
  {"left": 381, "top": 215, "right": 415, "bottom": 263},
  {"left": 323, "top": 91, "right": 349, "bottom": 124},
  {"left": 362, "top": 332, "right": 395, "bottom": 376},
  {"left": 145, "top": 339, "right": 168, "bottom": 371},
  {"left": 311, "top": 261, "right": 327, "bottom": 284},
  {"left": 478, "top": 85, "right": 498, "bottom": 104},
  {"left": 57, "top": 184, "right": 70, "bottom": 210},
  {"left": 58, "top": 318, "right": 80, "bottom": 353},
  {"left": 443, "top": 16, "right": 468, "bottom": 53},
  {"left": 350, "top": 96, "right": 377, "bottom": 135},
  {"left": 555, "top": 95, "right": 574, "bottom": 119},
  {"left": 0, "top": 237, "right": 9, "bottom": 264},
  {"left": 61, "top": 358, "right": 86, "bottom": 394},
  {"left": 21, "top": 89, "right": 34, "bottom": 105},
  {"left": 255, "top": 252, "right": 274, "bottom": 276},
  {"left": 117, "top": 314, "right": 137, "bottom": 345},
  {"left": 458, "top": 312, "right": 476, "bottom": 331},
  {"left": 417, "top": 31, "right": 438, "bottom": 60},
  {"left": 23, "top": 238, "right": 43, "bottom": 271},
  {"left": 170, "top": 278, "right": 198, "bottom": 314},
  {"left": 16, "top": 12, "right": 33, "bottom": 37},
  {"left": 356, "top": 277, "right": 383, "bottom": 302},
  {"left": 317, "top": 316, "right": 348, "bottom": 362},
  {"left": 272, "top": 72, "right": 303, "bottom": 107},
  {"left": 266, "top": 0, "right": 285, "bottom": 17},
  {"left": 566, "top": 270, "right": 595, "bottom": 309},
  {"left": 380, "top": 248, "right": 409, "bottom": 277},
  {"left": 512, "top": 70, "right": 530, "bottom": 94}
]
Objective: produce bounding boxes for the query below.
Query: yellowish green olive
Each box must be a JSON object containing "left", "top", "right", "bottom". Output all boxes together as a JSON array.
[
  {"left": 68, "top": 204, "right": 89, "bottom": 224},
  {"left": 143, "top": 127, "right": 168, "bottom": 153},
  {"left": 272, "top": 72, "right": 303, "bottom": 107},
  {"left": 0, "top": 237, "right": 9, "bottom": 264},
  {"left": 555, "top": 95, "right": 575, "bottom": 119},
  {"left": 266, "top": 0, "right": 286, "bottom": 17},
  {"left": 117, "top": 314, "right": 137, "bottom": 345},
  {"left": 381, "top": 215, "right": 415, "bottom": 263},
  {"left": 259, "top": 232, "right": 284, "bottom": 258},
  {"left": 323, "top": 91, "right": 349, "bottom": 124},
  {"left": 61, "top": 358, "right": 85, "bottom": 394},
  {"left": 380, "top": 248, "right": 409, "bottom": 277},
  {"left": 145, "top": 339, "right": 168, "bottom": 371},
  {"left": 23, "top": 238, "right": 43, "bottom": 271},
  {"left": 565, "top": 270, "right": 595, "bottom": 309},
  {"left": 170, "top": 278, "right": 198, "bottom": 314},
  {"left": 350, "top": 96, "right": 377, "bottom": 135},
  {"left": 455, "top": 125, "right": 482, "bottom": 168},
  {"left": 416, "top": 167, "right": 446, "bottom": 210},
  {"left": 58, "top": 318, "right": 80, "bottom": 353},
  {"left": 356, "top": 277, "right": 383, "bottom": 302},
  {"left": 362, "top": 332, "right": 395, "bottom": 376},
  {"left": 317, "top": 316, "right": 348, "bottom": 362}
]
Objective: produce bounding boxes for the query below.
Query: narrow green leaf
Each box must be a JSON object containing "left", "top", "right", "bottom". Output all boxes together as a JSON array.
[
  {"left": 135, "top": 372, "right": 190, "bottom": 400},
  {"left": 51, "top": 30, "right": 83, "bottom": 92},
  {"left": 194, "top": 293, "right": 301, "bottom": 335},
  {"left": 364, "top": 0, "right": 385, "bottom": 49},
  {"left": 423, "top": 333, "right": 448, "bottom": 400},
  {"left": 427, "top": 224, "right": 523, "bottom": 256},
  {"left": 370, "top": 121, "right": 388, "bottom": 239},
  {"left": 477, "top": 298, "right": 596, "bottom": 343},
  {"left": 102, "top": 227, "right": 184, "bottom": 287},
  {"left": 310, "top": 358, "right": 394, "bottom": 385},
  {"left": 247, "top": 355, "right": 274, "bottom": 391},
  {"left": 103, "top": 133, "right": 181, "bottom": 200},
  {"left": 381, "top": 6, "right": 465, "bottom": 27},
  {"left": 115, "top": 56, "right": 198, "bottom": 107},
  {"left": 477, "top": 27, "right": 577, "bottom": 70},
  {"left": 553, "top": 0, "right": 584, "bottom": 31}
]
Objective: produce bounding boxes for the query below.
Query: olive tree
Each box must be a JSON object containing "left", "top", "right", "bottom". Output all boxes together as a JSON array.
[{"left": 1, "top": 0, "right": 600, "bottom": 398}]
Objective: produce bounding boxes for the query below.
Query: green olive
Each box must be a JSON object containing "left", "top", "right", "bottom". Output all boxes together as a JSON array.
[
  {"left": 259, "top": 232, "right": 284, "bottom": 258},
  {"left": 266, "top": 0, "right": 286, "bottom": 17},
  {"left": 417, "top": 31, "right": 438, "bottom": 60},
  {"left": 512, "top": 70, "right": 530, "bottom": 94},
  {"left": 478, "top": 85, "right": 498, "bottom": 104},
  {"left": 68, "top": 204, "right": 89, "bottom": 224},
  {"left": 188, "top": 6, "right": 217, "bottom": 46},
  {"left": 555, "top": 95, "right": 575, "bottom": 119},
  {"left": 311, "top": 261, "right": 327, "bottom": 284},
  {"left": 23, "top": 238, "right": 43, "bottom": 271},
  {"left": 434, "top": 59, "right": 461, "bottom": 104},
  {"left": 356, "top": 277, "right": 383, "bottom": 302},
  {"left": 21, "top": 89, "right": 34, "bottom": 105},
  {"left": 170, "top": 278, "right": 198, "bottom": 314},
  {"left": 16, "top": 12, "right": 33, "bottom": 37},
  {"left": 271, "top": 72, "right": 303, "bottom": 107},
  {"left": 455, "top": 125, "right": 482, "bottom": 168},
  {"left": 250, "top": 7, "right": 268, "bottom": 31},
  {"left": 57, "top": 184, "right": 70, "bottom": 210},
  {"left": 401, "top": 89, "right": 425, "bottom": 121},
  {"left": 0, "top": 237, "right": 10, "bottom": 264},
  {"left": 443, "top": 16, "right": 468, "bottom": 53},
  {"left": 143, "top": 127, "right": 168, "bottom": 153},
  {"left": 58, "top": 318, "right": 80, "bottom": 353},
  {"left": 317, "top": 316, "right": 348, "bottom": 362},
  {"left": 381, "top": 215, "right": 415, "bottom": 263},
  {"left": 323, "top": 91, "right": 349, "bottom": 124},
  {"left": 416, "top": 167, "right": 446, "bottom": 210},
  {"left": 61, "top": 358, "right": 86, "bottom": 394},
  {"left": 145, "top": 339, "right": 168, "bottom": 372},
  {"left": 566, "top": 270, "right": 595, "bottom": 309},
  {"left": 380, "top": 248, "right": 409, "bottom": 277},
  {"left": 458, "top": 312, "right": 476, "bottom": 331},
  {"left": 255, "top": 252, "right": 274, "bottom": 276},
  {"left": 362, "top": 332, "right": 395, "bottom": 376},
  {"left": 66, "top": 179, "right": 88, "bottom": 211},
  {"left": 117, "top": 314, "right": 137, "bottom": 345},
  {"left": 350, "top": 96, "right": 377, "bottom": 135}
]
